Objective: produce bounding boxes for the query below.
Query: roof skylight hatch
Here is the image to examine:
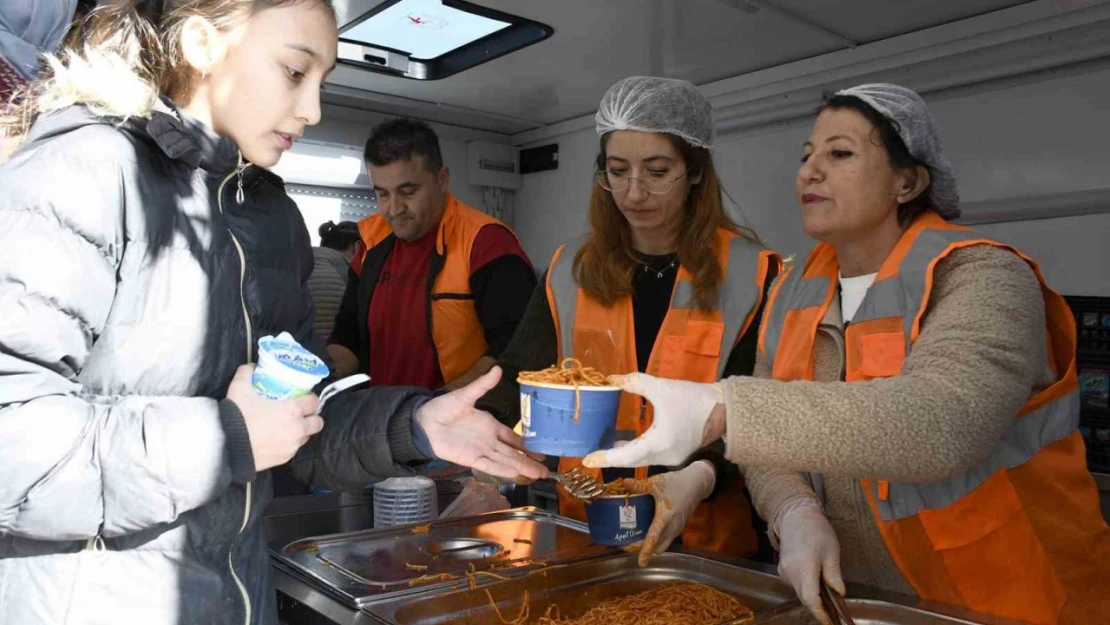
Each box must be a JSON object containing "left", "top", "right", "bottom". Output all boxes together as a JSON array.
[{"left": 337, "top": 0, "right": 553, "bottom": 80}]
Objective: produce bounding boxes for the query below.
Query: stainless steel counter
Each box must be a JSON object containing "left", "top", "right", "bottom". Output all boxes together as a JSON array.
[
  {"left": 272, "top": 565, "right": 1028, "bottom": 625},
  {"left": 274, "top": 567, "right": 378, "bottom": 625},
  {"left": 264, "top": 498, "right": 1028, "bottom": 625},
  {"left": 267, "top": 493, "right": 380, "bottom": 625},
  {"left": 367, "top": 550, "right": 799, "bottom": 625},
  {"left": 275, "top": 508, "right": 610, "bottom": 610}
]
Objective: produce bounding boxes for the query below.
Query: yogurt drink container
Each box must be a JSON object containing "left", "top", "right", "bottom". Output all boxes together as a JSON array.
[{"left": 251, "top": 332, "right": 329, "bottom": 400}]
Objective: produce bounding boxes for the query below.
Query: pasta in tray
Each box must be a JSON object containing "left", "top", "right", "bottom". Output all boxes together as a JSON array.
[
  {"left": 486, "top": 582, "right": 754, "bottom": 625},
  {"left": 518, "top": 358, "right": 615, "bottom": 424}
]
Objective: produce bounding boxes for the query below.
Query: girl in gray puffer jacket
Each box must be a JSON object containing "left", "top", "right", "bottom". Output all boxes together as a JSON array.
[{"left": 0, "top": 2, "right": 545, "bottom": 624}]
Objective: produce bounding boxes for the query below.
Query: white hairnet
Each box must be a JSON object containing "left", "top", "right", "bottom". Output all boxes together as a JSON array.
[
  {"left": 595, "top": 76, "right": 714, "bottom": 149},
  {"left": 834, "top": 83, "right": 960, "bottom": 220}
]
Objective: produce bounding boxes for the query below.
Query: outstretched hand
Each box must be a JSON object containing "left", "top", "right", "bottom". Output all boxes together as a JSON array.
[{"left": 416, "top": 367, "right": 549, "bottom": 482}]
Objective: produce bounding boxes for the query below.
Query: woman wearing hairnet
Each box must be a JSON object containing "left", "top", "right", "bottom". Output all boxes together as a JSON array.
[
  {"left": 476, "top": 76, "right": 782, "bottom": 564},
  {"left": 583, "top": 83, "right": 1110, "bottom": 624}
]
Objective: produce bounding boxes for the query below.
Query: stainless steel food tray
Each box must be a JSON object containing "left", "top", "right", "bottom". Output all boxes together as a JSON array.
[
  {"left": 272, "top": 507, "right": 611, "bottom": 609},
  {"left": 366, "top": 550, "right": 801, "bottom": 625},
  {"left": 753, "top": 598, "right": 1033, "bottom": 625}
]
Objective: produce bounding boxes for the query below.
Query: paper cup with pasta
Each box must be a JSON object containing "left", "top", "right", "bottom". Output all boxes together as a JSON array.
[
  {"left": 517, "top": 359, "right": 622, "bottom": 457},
  {"left": 583, "top": 481, "right": 655, "bottom": 546}
]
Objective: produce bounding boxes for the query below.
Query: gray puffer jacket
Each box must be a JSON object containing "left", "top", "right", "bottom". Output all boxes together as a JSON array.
[
  {"left": 309, "top": 246, "right": 352, "bottom": 342},
  {"left": 0, "top": 101, "right": 431, "bottom": 624}
]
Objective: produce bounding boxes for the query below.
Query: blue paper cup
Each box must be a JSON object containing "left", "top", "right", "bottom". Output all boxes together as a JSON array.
[
  {"left": 585, "top": 493, "right": 655, "bottom": 546},
  {"left": 518, "top": 380, "right": 621, "bottom": 457}
]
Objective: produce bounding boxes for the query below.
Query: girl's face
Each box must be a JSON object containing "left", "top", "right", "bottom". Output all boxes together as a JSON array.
[{"left": 182, "top": 2, "right": 338, "bottom": 167}]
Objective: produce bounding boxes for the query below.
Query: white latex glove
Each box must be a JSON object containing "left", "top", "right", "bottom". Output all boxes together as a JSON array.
[
  {"left": 622, "top": 460, "right": 716, "bottom": 567},
  {"left": 776, "top": 501, "right": 846, "bottom": 625},
  {"left": 582, "top": 373, "right": 723, "bottom": 468},
  {"left": 415, "top": 367, "right": 549, "bottom": 482}
]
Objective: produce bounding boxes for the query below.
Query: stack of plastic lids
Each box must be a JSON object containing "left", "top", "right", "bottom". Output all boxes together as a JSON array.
[{"left": 373, "top": 476, "right": 438, "bottom": 528}]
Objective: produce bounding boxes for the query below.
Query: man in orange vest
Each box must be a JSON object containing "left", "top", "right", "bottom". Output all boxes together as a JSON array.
[{"left": 327, "top": 119, "right": 535, "bottom": 392}]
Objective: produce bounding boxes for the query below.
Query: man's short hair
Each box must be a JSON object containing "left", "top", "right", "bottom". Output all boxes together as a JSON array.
[{"left": 364, "top": 118, "right": 444, "bottom": 172}]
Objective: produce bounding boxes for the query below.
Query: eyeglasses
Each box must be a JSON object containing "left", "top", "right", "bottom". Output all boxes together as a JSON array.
[{"left": 595, "top": 168, "right": 689, "bottom": 195}]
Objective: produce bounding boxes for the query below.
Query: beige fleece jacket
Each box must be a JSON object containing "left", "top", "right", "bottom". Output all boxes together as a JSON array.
[{"left": 725, "top": 245, "right": 1057, "bottom": 594}]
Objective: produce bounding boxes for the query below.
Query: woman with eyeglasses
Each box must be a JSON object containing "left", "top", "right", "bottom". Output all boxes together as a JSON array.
[
  {"left": 475, "top": 76, "right": 782, "bottom": 565},
  {"left": 581, "top": 84, "right": 1110, "bottom": 624}
]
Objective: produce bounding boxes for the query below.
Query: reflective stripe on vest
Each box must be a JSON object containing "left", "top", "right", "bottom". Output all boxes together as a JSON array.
[
  {"left": 549, "top": 233, "right": 767, "bottom": 379},
  {"left": 760, "top": 267, "right": 830, "bottom": 366},
  {"left": 759, "top": 211, "right": 1110, "bottom": 622},
  {"left": 871, "top": 391, "right": 1080, "bottom": 521},
  {"left": 851, "top": 226, "right": 981, "bottom": 348},
  {"left": 764, "top": 219, "right": 1080, "bottom": 519}
]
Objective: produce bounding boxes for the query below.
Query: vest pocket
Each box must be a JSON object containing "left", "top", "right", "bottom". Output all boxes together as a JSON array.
[
  {"left": 915, "top": 471, "right": 1065, "bottom": 623},
  {"left": 431, "top": 298, "right": 484, "bottom": 380},
  {"left": 855, "top": 331, "right": 905, "bottom": 380},
  {"left": 656, "top": 320, "right": 723, "bottom": 382}
]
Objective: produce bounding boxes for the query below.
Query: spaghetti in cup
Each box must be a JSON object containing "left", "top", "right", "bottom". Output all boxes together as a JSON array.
[{"left": 517, "top": 359, "right": 622, "bottom": 457}]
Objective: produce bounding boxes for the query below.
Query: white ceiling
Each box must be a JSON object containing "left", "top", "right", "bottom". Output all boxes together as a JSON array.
[
  {"left": 768, "top": 0, "right": 1030, "bottom": 42},
  {"left": 324, "top": 0, "right": 1033, "bottom": 134}
]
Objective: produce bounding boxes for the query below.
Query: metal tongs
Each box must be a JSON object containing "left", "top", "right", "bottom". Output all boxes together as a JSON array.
[
  {"left": 551, "top": 467, "right": 605, "bottom": 500},
  {"left": 474, "top": 465, "right": 603, "bottom": 498},
  {"left": 819, "top": 582, "right": 856, "bottom": 625}
]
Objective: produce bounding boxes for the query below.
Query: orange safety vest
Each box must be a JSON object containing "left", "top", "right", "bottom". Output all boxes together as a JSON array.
[
  {"left": 545, "top": 229, "right": 781, "bottom": 557},
  {"left": 358, "top": 192, "right": 511, "bottom": 382},
  {"left": 759, "top": 211, "right": 1110, "bottom": 624}
]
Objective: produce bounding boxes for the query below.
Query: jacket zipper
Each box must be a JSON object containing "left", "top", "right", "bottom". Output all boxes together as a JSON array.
[
  {"left": 424, "top": 245, "right": 444, "bottom": 375},
  {"left": 217, "top": 162, "right": 255, "bottom": 625}
]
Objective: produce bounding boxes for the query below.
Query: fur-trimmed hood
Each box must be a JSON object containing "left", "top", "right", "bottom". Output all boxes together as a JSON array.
[{"left": 36, "top": 46, "right": 162, "bottom": 121}]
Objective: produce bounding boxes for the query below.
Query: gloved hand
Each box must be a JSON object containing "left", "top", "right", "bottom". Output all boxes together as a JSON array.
[
  {"left": 776, "top": 501, "right": 845, "bottom": 625},
  {"left": 415, "top": 367, "right": 549, "bottom": 482},
  {"left": 582, "top": 373, "right": 724, "bottom": 468},
  {"left": 622, "top": 460, "right": 716, "bottom": 567}
]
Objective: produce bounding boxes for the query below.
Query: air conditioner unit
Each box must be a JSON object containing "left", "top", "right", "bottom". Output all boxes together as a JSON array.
[{"left": 466, "top": 141, "right": 521, "bottom": 190}]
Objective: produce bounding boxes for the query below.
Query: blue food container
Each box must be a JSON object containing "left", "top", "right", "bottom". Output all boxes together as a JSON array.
[
  {"left": 518, "top": 380, "right": 621, "bottom": 457},
  {"left": 585, "top": 493, "right": 655, "bottom": 546}
]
